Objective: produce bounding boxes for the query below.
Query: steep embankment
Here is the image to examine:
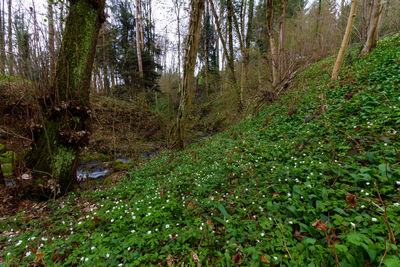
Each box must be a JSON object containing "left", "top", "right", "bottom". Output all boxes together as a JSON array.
[{"left": 1, "top": 35, "right": 400, "bottom": 265}]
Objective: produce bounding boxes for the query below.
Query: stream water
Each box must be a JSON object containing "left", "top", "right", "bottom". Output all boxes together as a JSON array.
[{"left": 2, "top": 133, "right": 215, "bottom": 187}]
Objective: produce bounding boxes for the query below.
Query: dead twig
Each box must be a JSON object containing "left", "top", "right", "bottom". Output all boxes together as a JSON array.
[
  {"left": 374, "top": 182, "right": 396, "bottom": 245},
  {"left": 274, "top": 218, "right": 293, "bottom": 261}
]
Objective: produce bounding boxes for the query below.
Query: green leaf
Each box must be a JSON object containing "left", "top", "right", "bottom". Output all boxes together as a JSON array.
[
  {"left": 217, "top": 204, "right": 231, "bottom": 219},
  {"left": 304, "top": 237, "right": 316, "bottom": 245},
  {"left": 383, "top": 255, "right": 400, "bottom": 267}
]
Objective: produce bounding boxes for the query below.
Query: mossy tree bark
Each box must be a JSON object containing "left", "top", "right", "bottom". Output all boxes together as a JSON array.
[
  {"left": 27, "top": 0, "right": 106, "bottom": 196},
  {"left": 169, "top": 0, "right": 205, "bottom": 150}
]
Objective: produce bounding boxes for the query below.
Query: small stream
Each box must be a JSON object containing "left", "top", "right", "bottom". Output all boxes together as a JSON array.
[{"left": 2, "top": 133, "right": 215, "bottom": 187}]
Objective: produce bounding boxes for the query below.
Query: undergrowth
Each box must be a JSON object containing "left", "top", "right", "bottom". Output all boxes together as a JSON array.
[{"left": 1, "top": 35, "right": 400, "bottom": 266}]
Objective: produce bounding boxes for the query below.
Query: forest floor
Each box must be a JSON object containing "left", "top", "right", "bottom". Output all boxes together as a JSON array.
[{"left": 1, "top": 34, "right": 400, "bottom": 266}]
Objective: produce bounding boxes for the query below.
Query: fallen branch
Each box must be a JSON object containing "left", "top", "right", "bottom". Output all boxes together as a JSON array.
[{"left": 274, "top": 218, "right": 293, "bottom": 261}]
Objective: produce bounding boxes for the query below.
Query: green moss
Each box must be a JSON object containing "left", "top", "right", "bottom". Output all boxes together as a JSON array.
[
  {"left": 2, "top": 163, "right": 12, "bottom": 175},
  {"left": 82, "top": 152, "right": 110, "bottom": 162},
  {"left": 0, "top": 151, "right": 15, "bottom": 164},
  {"left": 53, "top": 146, "right": 75, "bottom": 179},
  {"left": 113, "top": 160, "right": 134, "bottom": 172}
]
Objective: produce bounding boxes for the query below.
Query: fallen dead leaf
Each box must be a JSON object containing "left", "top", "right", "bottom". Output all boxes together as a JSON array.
[
  {"left": 35, "top": 250, "right": 46, "bottom": 265},
  {"left": 346, "top": 193, "right": 357, "bottom": 207},
  {"left": 232, "top": 253, "right": 243, "bottom": 264},
  {"left": 294, "top": 230, "right": 304, "bottom": 241},
  {"left": 192, "top": 252, "right": 200, "bottom": 263},
  {"left": 260, "top": 255, "right": 270, "bottom": 263},
  {"left": 273, "top": 193, "right": 280, "bottom": 198},
  {"left": 312, "top": 219, "right": 328, "bottom": 232},
  {"left": 166, "top": 254, "right": 174, "bottom": 266}
]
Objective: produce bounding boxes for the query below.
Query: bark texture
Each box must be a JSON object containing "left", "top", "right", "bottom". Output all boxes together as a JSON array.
[
  {"left": 27, "top": 0, "right": 106, "bottom": 196},
  {"left": 169, "top": 0, "right": 205, "bottom": 150},
  {"left": 332, "top": 0, "right": 359, "bottom": 79},
  {"left": 360, "top": 0, "right": 382, "bottom": 56},
  {"left": 48, "top": 0, "right": 56, "bottom": 80},
  {"left": 0, "top": 0, "right": 5, "bottom": 73},
  {"left": 265, "top": 0, "right": 280, "bottom": 88},
  {"left": 135, "top": 0, "right": 144, "bottom": 79},
  {"left": 7, "top": 0, "right": 13, "bottom": 75}
]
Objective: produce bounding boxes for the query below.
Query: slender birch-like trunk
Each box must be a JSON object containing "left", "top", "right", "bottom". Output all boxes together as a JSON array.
[
  {"left": 135, "top": 0, "right": 144, "bottom": 79},
  {"left": 48, "top": 0, "right": 56, "bottom": 81},
  {"left": 7, "top": 0, "right": 13, "bottom": 75},
  {"left": 332, "top": 0, "right": 359, "bottom": 79}
]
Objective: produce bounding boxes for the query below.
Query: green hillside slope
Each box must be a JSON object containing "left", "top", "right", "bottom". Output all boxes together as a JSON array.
[{"left": 1, "top": 35, "right": 400, "bottom": 266}]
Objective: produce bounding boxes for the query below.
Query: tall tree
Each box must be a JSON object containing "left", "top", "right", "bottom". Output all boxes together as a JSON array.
[
  {"left": 0, "top": 0, "right": 5, "bottom": 73},
  {"left": 227, "top": 0, "right": 234, "bottom": 81},
  {"left": 208, "top": 0, "right": 236, "bottom": 84},
  {"left": 265, "top": 0, "right": 280, "bottom": 88},
  {"left": 27, "top": 0, "right": 106, "bottom": 196},
  {"left": 48, "top": 0, "right": 56, "bottom": 80},
  {"left": 169, "top": 0, "right": 205, "bottom": 150},
  {"left": 278, "top": 0, "right": 286, "bottom": 76},
  {"left": 360, "top": 0, "right": 382, "bottom": 56},
  {"left": 135, "top": 0, "right": 144, "bottom": 79},
  {"left": 172, "top": 0, "right": 183, "bottom": 77},
  {"left": 232, "top": 0, "right": 255, "bottom": 108},
  {"left": 7, "top": 0, "right": 13, "bottom": 75},
  {"left": 332, "top": 0, "right": 359, "bottom": 79}
]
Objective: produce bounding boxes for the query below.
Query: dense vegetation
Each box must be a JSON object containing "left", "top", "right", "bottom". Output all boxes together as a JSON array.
[{"left": 1, "top": 34, "right": 399, "bottom": 266}]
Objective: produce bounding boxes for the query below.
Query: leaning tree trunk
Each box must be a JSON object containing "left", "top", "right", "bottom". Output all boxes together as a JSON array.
[
  {"left": 208, "top": 0, "right": 236, "bottom": 84},
  {"left": 169, "top": 0, "right": 205, "bottom": 150},
  {"left": 332, "top": 0, "right": 359, "bottom": 79},
  {"left": 27, "top": 0, "right": 106, "bottom": 196},
  {"left": 360, "top": 0, "right": 382, "bottom": 56}
]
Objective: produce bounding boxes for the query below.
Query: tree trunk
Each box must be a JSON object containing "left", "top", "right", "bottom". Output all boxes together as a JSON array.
[
  {"left": 48, "top": 0, "right": 56, "bottom": 81},
  {"left": 332, "top": 0, "right": 359, "bottom": 79},
  {"left": 265, "top": 0, "right": 280, "bottom": 88},
  {"left": 204, "top": 5, "right": 209, "bottom": 98},
  {"left": 240, "top": 0, "right": 254, "bottom": 109},
  {"left": 0, "top": 0, "right": 5, "bottom": 73},
  {"left": 173, "top": 0, "right": 182, "bottom": 77},
  {"left": 102, "top": 25, "right": 110, "bottom": 94},
  {"left": 278, "top": 0, "right": 286, "bottom": 77},
  {"left": 208, "top": 0, "right": 236, "bottom": 83},
  {"left": 135, "top": 0, "right": 144, "bottom": 80},
  {"left": 169, "top": 0, "right": 205, "bottom": 150},
  {"left": 0, "top": 164, "right": 4, "bottom": 185},
  {"left": 138, "top": 0, "right": 145, "bottom": 50},
  {"left": 315, "top": 0, "right": 322, "bottom": 49},
  {"left": 227, "top": 0, "right": 235, "bottom": 83},
  {"left": 360, "top": 0, "right": 382, "bottom": 56},
  {"left": 27, "top": 0, "right": 106, "bottom": 196},
  {"left": 7, "top": 0, "right": 13, "bottom": 76}
]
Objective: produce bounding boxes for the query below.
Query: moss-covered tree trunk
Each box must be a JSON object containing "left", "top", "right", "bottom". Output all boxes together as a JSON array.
[
  {"left": 169, "top": 0, "right": 205, "bottom": 150},
  {"left": 27, "top": 0, "right": 105, "bottom": 196}
]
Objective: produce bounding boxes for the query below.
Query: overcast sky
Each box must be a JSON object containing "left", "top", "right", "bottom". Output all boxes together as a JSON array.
[{"left": 13, "top": 0, "right": 320, "bottom": 70}]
